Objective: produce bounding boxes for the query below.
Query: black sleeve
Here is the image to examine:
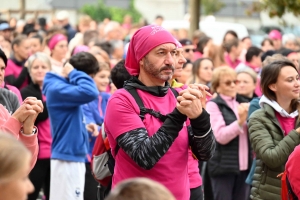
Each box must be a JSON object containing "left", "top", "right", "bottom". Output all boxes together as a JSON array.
[
  {"left": 21, "top": 87, "right": 48, "bottom": 124},
  {"left": 188, "top": 109, "right": 216, "bottom": 161},
  {"left": 35, "top": 102, "right": 48, "bottom": 124},
  {"left": 116, "top": 108, "right": 187, "bottom": 170},
  {"left": 5, "top": 67, "right": 29, "bottom": 88}
]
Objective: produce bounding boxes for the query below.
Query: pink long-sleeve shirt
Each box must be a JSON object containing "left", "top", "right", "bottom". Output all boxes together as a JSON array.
[
  {"left": 0, "top": 104, "right": 38, "bottom": 170},
  {"left": 206, "top": 94, "right": 248, "bottom": 171}
]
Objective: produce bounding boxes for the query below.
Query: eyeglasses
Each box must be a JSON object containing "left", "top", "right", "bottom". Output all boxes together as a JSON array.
[
  {"left": 184, "top": 49, "right": 196, "bottom": 53},
  {"left": 222, "top": 80, "right": 240, "bottom": 86}
]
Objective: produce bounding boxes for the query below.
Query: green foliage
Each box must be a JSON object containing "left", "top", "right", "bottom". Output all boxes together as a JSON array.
[
  {"left": 247, "top": 0, "right": 300, "bottom": 18},
  {"left": 81, "top": 0, "right": 142, "bottom": 23},
  {"left": 201, "top": 0, "right": 225, "bottom": 15}
]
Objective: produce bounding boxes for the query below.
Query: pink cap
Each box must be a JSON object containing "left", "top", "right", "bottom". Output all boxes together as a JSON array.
[
  {"left": 268, "top": 30, "right": 282, "bottom": 40},
  {"left": 72, "top": 45, "right": 89, "bottom": 55},
  {"left": 48, "top": 34, "right": 68, "bottom": 51},
  {"left": 125, "top": 25, "right": 177, "bottom": 75}
]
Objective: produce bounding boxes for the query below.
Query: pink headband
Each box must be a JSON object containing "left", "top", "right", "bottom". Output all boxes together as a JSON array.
[
  {"left": 48, "top": 34, "right": 67, "bottom": 51},
  {"left": 125, "top": 25, "right": 177, "bottom": 75}
]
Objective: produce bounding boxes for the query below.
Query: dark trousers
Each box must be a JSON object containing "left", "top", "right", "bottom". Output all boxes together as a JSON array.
[
  {"left": 84, "top": 163, "right": 99, "bottom": 200},
  {"left": 190, "top": 186, "right": 204, "bottom": 200},
  {"left": 28, "top": 159, "right": 51, "bottom": 200},
  {"left": 210, "top": 171, "right": 250, "bottom": 200}
]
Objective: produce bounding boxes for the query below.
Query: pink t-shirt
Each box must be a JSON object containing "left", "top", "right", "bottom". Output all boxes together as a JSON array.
[
  {"left": 6, "top": 59, "right": 28, "bottom": 89},
  {"left": 105, "top": 88, "right": 190, "bottom": 200},
  {"left": 36, "top": 95, "right": 52, "bottom": 159},
  {"left": 275, "top": 112, "right": 296, "bottom": 136},
  {"left": 224, "top": 53, "right": 241, "bottom": 69}
]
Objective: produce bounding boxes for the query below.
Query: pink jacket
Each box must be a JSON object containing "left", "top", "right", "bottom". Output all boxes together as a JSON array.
[
  {"left": 286, "top": 145, "right": 300, "bottom": 198},
  {"left": 0, "top": 104, "right": 38, "bottom": 170}
]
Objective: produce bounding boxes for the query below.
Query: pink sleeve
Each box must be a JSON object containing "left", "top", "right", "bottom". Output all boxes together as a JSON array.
[
  {"left": 105, "top": 93, "right": 146, "bottom": 140},
  {"left": 286, "top": 145, "right": 300, "bottom": 198},
  {"left": 5, "top": 60, "right": 15, "bottom": 76},
  {"left": 206, "top": 101, "right": 243, "bottom": 145},
  {"left": 18, "top": 131, "right": 38, "bottom": 170},
  {"left": 0, "top": 105, "right": 38, "bottom": 170}
]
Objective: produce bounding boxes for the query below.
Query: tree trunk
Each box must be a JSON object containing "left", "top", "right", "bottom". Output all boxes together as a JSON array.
[
  {"left": 189, "top": 0, "right": 200, "bottom": 39},
  {"left": 20, "top": 0, "right": 25, "bottom": 19}
]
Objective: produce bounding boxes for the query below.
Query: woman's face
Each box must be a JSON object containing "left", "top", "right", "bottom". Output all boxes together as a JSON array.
[
  {"left": 30, "top": 38, "right": 43, "bottom": 54},
  {"left": 93, "top": 70, "right": 110, "bottom": 92},
  {"left": 224, "top": 33, "right": 236, "bottom": 43},
  {"left": 217, "top": 74, "right": 238, "bottom": 97},
  {"left": 269, "top": 66, "right": 300, "bottom": 101},
  {"left": 236, "top": 73, "right": 256, "bottom": 98},
  {"left": 262, "top": 40, "right": 274, "bottom": 52},
  {"left": 14, "top": 39, "right": 31, "bottom": 60},
  {"left": 198, "top": 59, "right": 213, "bottom": 84},
  {"left": 232, "top": 42, "right": 243, "bottom": 57},
  {"left": 173, "top": 48, "right": 187, "bottom": 79},
  {"left": 52, "top": 40, "right": 68, "bottom": 61},
  {"left": 0, "top": 155, "right": 34, "bottom": 200},
  {"left": 29, "top": 58, "right": 51, "bottom": 85},
  {"left": 177, "top": 63, "right": 192, "bottom": 84}
]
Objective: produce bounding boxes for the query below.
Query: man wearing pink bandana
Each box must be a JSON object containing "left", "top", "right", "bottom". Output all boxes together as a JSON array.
[{"left": 104, "top": 25, "right": 215, "bottom": 200}]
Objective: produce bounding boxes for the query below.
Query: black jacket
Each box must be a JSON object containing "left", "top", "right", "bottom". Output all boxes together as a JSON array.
[
  {"left": 208, "top": 94, "right": 252, "bottom": 177},
  {"left": 20, "top": 83, "right": 48, "bottom": 125}
]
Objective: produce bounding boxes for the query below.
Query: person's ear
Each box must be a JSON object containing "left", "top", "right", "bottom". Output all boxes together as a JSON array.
[
  {"left": 139, "top": 58, "right": 144, "bottom": 67},
  {"left": 268, "top": 83, "right": 277, "bottom": 92}
]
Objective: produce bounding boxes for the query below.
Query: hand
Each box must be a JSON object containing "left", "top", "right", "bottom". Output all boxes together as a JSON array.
[
  {"left": 176, "top": 88, "right": 203, "bottom": 119},
  {"left": 86, "top": 123, "right": 99, "bottom": 137},
  {"left": 22, "top": 98, "right": 44, "bottom": 135},
  {"left": 23, "top": 97, "right": 44, "bottom": 113},
  {"left": 11, "top": 103, "right": 36, "bottom": 123},
  {"left": 237, "top": 103, "right": 249, "bottom": 126},
  {"left": 188, "top": 84, "right": 212, "bottom": 109},
  {"left": 62, "top": 62, "right": 74, "bottom": 78},
  {"left": 23, "top": 112, "right": 38, "bottom": 135},
  {"left": 295, "top": 127, "right": 300, "bottom": 134}
]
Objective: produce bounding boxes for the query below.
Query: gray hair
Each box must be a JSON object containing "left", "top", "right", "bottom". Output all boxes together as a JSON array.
[
  {"left": 27, "top": 52, "right": 52, "bottom": 72},
  {"left": 110, "top": 40, "right": 124, "bottom": 50},
  {"left": 236, "top": 67, "right": 257, "bottom": 83},
  {"left": 282, "top": 33, "right": 296, "bottom": 45}
]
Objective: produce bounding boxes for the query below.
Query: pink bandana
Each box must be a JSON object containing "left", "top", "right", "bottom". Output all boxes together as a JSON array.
[
  {"left": 125, "top": 25, "right": 176, "bottom": 75},
  {"left": 48, "top": 34, "right": 67, "bottom": 51}
]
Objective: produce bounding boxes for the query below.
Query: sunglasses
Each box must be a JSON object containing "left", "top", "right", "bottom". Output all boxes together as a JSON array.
[
  {"left": 222, "top": 80, "right": 240, "bottom": 86},
  {"left": 184, "top": 49, "right": 196, "bottom": 53}
]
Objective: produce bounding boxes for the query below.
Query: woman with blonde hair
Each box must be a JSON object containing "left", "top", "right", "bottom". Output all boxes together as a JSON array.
[
  {"left": 0, "top": 132, "right": 35, "bottom": 200},
  {"left": 20, "top": 52, "right": 52, "bottom": 200},
  {"left": 206, "top": 66, "right": 251, "bottom": 200}
]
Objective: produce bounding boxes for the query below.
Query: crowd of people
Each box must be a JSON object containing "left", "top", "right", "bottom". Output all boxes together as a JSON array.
[{"left": 0, "top": 9, "right": 300, "bottom": 200}]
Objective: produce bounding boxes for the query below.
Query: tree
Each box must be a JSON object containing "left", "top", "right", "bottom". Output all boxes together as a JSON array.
[
  {"left": 202, "top": 0, "right": 225, "bottom": 15},
  {"left": 189, "top": 0, "right": 200, "bottom": 39},
  {"left": 189, "top": 0, "right": 224, "bottom": 39},
  {"left": 247, "top": 0, "right": 300, "bottom": 18},
  {"left": 81, "top": 0, "right": 142, "bottom": 23}
]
